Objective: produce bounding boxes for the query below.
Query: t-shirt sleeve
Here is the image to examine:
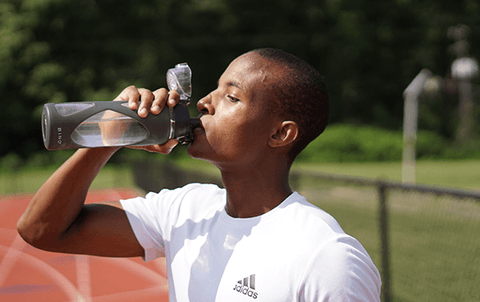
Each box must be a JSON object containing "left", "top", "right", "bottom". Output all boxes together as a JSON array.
[
  {"left": 120, "top": 192, "right": 167, "bottom": 262},
  {"left": 118, "top": 184, "right": 196, "bottom": 261},
  {"left": 299, "top": 235, "right": 382, "bottom": 302},
  {"left": 120, "top": 183, "right": 223, "bottom": 262}
]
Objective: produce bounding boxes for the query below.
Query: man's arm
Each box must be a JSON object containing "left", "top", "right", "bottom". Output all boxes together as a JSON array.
[
  {"left": 16, "top": 147, "right": 146, "bottom": 257},
  {"left": 17, "top": 86, "right": 179, "bottom": 257}
]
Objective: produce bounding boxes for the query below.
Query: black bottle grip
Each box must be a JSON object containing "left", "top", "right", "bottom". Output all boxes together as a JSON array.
[{"left": 42, "top": 101, "right": 191, "bottom": 150}]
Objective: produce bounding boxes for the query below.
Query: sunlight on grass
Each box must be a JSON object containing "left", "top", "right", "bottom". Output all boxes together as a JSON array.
[
  {"left": 302, "top": 185, "right": 480, "bottom": 302},
  {"left": 2, "top": 158, "right": 479, "bottom": 301},
  {"left": 0, "top": 165, "right": 135, "bottom": 195},
  {"left": 292, "top": 160, "right": 480, "bottom": 190}
]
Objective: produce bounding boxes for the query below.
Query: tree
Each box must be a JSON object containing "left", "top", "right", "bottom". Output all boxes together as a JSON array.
[{"left": 1, "top": 0, "right": 479, "bottom": 160}]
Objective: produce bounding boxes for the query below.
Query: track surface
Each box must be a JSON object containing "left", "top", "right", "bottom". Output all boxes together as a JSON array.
[{"left": 0, "top": 189, "right": 169, "bottom": 302}]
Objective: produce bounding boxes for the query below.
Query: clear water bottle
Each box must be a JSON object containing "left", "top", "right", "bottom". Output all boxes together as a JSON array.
[{"left": 41, "top": 63, "right": 200, "bottom": 150}]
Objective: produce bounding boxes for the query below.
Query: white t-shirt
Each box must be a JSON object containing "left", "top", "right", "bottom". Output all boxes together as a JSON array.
[{"left": 120, "top": 183, "right": 381, "bottom": 302}]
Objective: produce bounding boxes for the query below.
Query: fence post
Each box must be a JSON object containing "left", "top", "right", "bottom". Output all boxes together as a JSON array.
[{"left": 378, "top": 180, "right": 392, "bottom": 302}]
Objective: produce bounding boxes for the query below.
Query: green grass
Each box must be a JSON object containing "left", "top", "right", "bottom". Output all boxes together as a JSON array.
[
  {"left": 387, "top": 192, "right": 480, "bottom": 301},
  {"left": 301, "top": 185, "right": 480, "bottom": 302},
  {"left": 292, "top": 160, "right": 480, "bottom": 190},
  {"left": 3, "top": 159, "right": 479, "bottom": 195},
  {"left": 0, "top": 164, "right": 135, "bottom": 196},
  {"left": 3, "top": 158, "right": 479, "bottom": 301},
  {"left": 176, "top": 158, "right": 480, "bottom": 190},
  {"left": 172, "top": 159, "right": 480, "bottom": 301}
]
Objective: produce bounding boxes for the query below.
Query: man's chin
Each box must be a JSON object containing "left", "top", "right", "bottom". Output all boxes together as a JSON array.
[
  {"left": 186, "top": 142, "right": 205, "bottom": 159},
  {"left": 187, "top": 143, "right": 219, "bottom": 166}
]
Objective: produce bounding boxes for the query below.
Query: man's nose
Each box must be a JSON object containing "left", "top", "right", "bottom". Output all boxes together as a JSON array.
[{"left": 196, "top": 94, "right": 215, "bottom": 115}]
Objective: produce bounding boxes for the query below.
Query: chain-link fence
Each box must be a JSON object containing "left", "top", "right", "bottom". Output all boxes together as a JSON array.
[
  {"left": 130, "top": 160, "right": 480, "bottom": 301},
  {"left": 3, "top": 158, "right": 478, "bottom": 301},
  {"left": 295, "top": 171, "right": 480, "bottom": 302}
]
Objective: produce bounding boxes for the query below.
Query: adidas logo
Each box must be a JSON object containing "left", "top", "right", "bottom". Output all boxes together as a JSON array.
[{"left": 233, "top": 274, "right": 258, "bottom": 299}]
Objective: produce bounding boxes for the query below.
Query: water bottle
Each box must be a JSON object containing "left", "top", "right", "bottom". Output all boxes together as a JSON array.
[{"left": 41, "top": 63, "right": 200, "bottom": 150}]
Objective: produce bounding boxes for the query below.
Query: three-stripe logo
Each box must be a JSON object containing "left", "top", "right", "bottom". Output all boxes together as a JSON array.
[{"left": 233, "top": 274, "right": 258, "bottom": 299}]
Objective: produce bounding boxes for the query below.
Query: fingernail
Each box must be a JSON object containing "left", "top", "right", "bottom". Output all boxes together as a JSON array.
[
  {"left": 152, "top": 105, "right": 160, "bottom": 112},
  {"left": 140, "top": 108, "right": 147, "bottom": 116}
]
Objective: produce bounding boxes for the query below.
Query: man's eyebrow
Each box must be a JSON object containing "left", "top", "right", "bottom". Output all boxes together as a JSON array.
[
  {"left": 217, "top": 80, "right": 243, "bottom": 90},
  {"left": 217, "top": 79, "right": 244, "bottom": 90},
  {"left": 229, "top": 81, "right": 243, "bottom": 90}
]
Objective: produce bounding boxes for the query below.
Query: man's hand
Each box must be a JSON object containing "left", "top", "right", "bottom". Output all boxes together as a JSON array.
[
  {"left": 112, "top": 85, "right": 180, "bottom": 154},
  {"left": 17, "top": 85, "right": 185, "bottom": 258}
]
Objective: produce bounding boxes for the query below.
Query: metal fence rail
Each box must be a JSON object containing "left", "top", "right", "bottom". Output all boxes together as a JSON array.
[
  {"left": 131, "top": 161, "right": 480, "bottom": 301},
  {"left": 3, "top": 160, "right": 478, "bottom": 301},
  {"left": 296, "top": 170, "right": 480, "bottom": 302},
  {"left": 130, "top": 161, "right": 480, "bottom": 301}
]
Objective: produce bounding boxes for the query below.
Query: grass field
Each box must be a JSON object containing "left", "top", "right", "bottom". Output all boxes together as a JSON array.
[
  {"left": 0, "top": 165, "right": 135, "bottom": 196},
  {"left": 292, "top": 160, "right": 480, "bottom": 190},
  {"left": 301, "top": 184, "right": 480, "bottom": 302},
  {"left": 2, "top": 159, "right": 479, "bottom": 301},
  {"left": 2, "top": 159, "right": 478, "bottom": 195}
]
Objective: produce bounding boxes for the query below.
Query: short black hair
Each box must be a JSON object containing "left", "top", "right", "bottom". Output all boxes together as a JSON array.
[{"left": 250, "top": 48, "right": 329, "bottom": 161}]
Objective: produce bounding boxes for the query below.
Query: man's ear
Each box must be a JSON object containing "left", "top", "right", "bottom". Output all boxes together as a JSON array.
[{"left": 268, "top": 121, "right": 298, "bottom": 148}]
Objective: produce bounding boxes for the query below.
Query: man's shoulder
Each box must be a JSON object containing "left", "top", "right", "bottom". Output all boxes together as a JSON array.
[
  {"left": 121, "top": 183, "right": 226, "bottom": 223},
  {"left": 281, "top": 192, "right": 345, "bottom": 234},
  {"left": 284, "top": 195, "right": 382, "bottom": 300},
  {"left": 147, "top": 183, "right": 225, "bottom": 203},
  {"left": 151, "top": 183, "right": 226, "bottom": 219}
]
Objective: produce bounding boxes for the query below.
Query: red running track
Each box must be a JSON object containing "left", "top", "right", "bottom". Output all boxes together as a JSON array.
[{"left": 0, "top": 189, "right": 169, "bottom": 302}]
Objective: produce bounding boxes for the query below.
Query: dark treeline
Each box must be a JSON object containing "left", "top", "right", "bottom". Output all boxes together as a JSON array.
[{"left": 1, "top": 0, "right": 479, "bottom": 159}]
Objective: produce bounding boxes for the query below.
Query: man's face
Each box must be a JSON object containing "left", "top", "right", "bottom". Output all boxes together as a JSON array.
[{"left": 187, "top": 53, "right": 282, "bottom": 169}]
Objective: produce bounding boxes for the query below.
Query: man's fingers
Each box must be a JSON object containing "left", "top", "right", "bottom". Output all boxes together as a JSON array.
[
  {"left": 151, "top": 88, "right": 169, "bottom": 114},
  {"left": 167, "top": 90, "right": 180, "bottom": 107},
  {"left": 114, "top": 86, "right": 179, "bottom": 118},
  {"left": 136, "top": 88, "right": 155, "bottom": 118},
  {"left": 113, "top": 85, "right": 140, "bottom": 106}
]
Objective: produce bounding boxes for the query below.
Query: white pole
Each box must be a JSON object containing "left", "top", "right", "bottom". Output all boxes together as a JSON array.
[
  {"left": 451, "top": 57, "right": 479, "bottom": 145},
  {"left": 402, "top": 69, "right": 431, "bottom": 183}
]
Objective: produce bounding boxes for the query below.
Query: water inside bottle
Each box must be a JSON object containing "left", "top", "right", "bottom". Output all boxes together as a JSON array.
[{"left": 71, "top": 110, "right": 149, "bottom": 147}]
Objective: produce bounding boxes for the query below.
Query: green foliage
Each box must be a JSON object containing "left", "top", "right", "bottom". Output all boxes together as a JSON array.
[
  {"left": 298, "top": 124, "right": 403, "bottom": 162},
  {"left": 0, "top": 152, "right": 23, "bottom": 173},
  {"left": 297, "top": 124, "right": 479, "bottom": 162},
  {"left": 442, "top": 139, "right": 480, "bottom": 160},
  {"left": 1, "top": 0, "right": 480, "bottom": 162},
  {"left": 416, "top": 129, "right": 449, "bottom": 159}
]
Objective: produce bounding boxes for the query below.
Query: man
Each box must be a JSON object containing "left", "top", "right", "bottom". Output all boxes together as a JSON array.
[{"left": 18, "top": 48, "right": 381, "bottom": 301}]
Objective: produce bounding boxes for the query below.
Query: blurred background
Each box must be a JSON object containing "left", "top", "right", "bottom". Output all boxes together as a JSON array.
[
  {"left": 1, "top": 0, "right": 480, "bottom": 166},
  {"left": 1, "top": 0, "right": 479, "bottom": 301}
]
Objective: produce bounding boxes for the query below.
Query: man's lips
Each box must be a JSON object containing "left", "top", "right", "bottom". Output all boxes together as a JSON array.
[
  {"left": 193, "top": 117, "right": 205, "bottom": 134},
  {"left": 194, "top": 126, "right": 205, "bottom": 133}
]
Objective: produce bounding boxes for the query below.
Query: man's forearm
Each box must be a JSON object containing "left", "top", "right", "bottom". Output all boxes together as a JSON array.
[{"left": 17, "top": 147, "right": 119, "bottom": 248}]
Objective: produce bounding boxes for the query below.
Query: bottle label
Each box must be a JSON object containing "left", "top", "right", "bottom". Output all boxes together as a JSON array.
[{"left": 57, "top": 127, "right": 62, "bottom": 145}]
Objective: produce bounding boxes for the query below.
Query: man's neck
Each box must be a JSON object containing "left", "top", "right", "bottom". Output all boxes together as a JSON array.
[{"left": 219, "top": 164, "right": 293, "bottom": 218}]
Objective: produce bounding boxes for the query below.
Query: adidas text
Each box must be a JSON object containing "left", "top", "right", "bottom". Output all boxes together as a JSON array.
[
  {"left": 233, "top": 274, "right": 258, "bottom": 299},
  {"left": 233, "top": 284, "right": 258, "bottom": 299}
]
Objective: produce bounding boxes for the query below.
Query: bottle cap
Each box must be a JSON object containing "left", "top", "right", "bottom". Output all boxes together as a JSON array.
[{"left": 167, "top": 63, "right": 192, "bottom": 105}]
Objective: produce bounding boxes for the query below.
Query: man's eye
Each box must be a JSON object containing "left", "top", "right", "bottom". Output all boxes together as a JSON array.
[{"left": 228, "top": 95, "right": 239, "bottom": 102}]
